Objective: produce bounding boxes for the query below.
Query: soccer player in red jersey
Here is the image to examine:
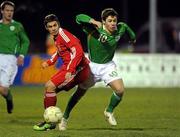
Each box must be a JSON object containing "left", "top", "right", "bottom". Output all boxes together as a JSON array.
[{"left": 33, "top": 14, "right": 93, "bottom": 131}]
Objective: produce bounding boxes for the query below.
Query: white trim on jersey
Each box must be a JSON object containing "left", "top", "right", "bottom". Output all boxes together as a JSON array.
[
  {"left": 67, "top": 47, "right": 76, "bottom": 70},
  {"left": 50, "top": 51, "right": 58, "bottom": 63},
  {"left": 59, "top": 28, "right": 70, "bottom": 43}
]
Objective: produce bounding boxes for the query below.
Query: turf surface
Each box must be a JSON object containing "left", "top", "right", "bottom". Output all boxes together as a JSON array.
[{"left": 0, "top": 86, "right": 180, "bottom": 137}]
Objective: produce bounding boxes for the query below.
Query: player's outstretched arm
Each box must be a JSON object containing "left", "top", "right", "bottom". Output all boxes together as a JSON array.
[{"left": 89, "top": 18, "right": 102, "bottom": 29}]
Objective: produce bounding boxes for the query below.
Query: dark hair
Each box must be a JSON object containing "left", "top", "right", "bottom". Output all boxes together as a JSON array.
[
  {"left": 0, "top": 1, "right": 15, "bottom": 10},
  {"left": 44, "top": 14, "right": 59, "bottom": 27},
  {"left": 101, "top": 8, "right": 118, "bottom": 21}
]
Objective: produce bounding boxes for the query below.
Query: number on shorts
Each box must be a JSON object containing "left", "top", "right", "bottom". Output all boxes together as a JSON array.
[{"left": 109, "top": 71, "right": 118, "bottom": 77}]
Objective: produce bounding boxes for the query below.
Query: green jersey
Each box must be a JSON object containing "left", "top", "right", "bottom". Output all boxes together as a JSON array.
[
  {"left": 76, "top": 14, "right": 136, "bottom": 64},
  {"left": 0, "top": 20, "right": 30, "bottom": 56}
]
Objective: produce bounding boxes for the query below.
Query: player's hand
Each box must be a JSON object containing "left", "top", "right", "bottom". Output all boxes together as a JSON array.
[
  {"left": 17, "top": 56, "right": 24, "bottom": 66},
  {"left": 89, "top": 19, "right": 102, "bottom": 28},
  {"left": 65, "top": 72, "right": 72, "bottom": 80},
  {"left": 42, "top": 61, "right": 49, "bottom": 69}
]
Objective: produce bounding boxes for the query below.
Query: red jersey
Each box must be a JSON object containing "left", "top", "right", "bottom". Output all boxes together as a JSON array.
[{"left": 46, "top": 28, "right": 89, "bottom": 74}]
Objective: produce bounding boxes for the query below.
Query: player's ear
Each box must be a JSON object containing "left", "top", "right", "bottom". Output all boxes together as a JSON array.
[{"left": 57, "top": 21, "right": 60, "bottom": 27}]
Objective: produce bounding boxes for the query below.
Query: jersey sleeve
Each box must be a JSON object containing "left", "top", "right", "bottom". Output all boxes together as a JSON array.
[
  {"left": 67, "top": 45, "right": 83, "bottom": 73},
  {"left": 46, "top": 51, "right": 59, "bottom": 66},
  {"left": 118, "top": 22, "right": 136, "bottom": 41},
  {"left": 18, "top": 22, "right": 30, "bottom": 56},
  {"left": 59, "top": 29, "right": 84, "bottom": 74},
  {"left": 76, "top": 14, "right": 97, "bottom": 34}
]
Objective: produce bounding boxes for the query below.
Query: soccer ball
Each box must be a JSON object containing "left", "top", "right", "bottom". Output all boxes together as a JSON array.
[{"left": 43, "top": 106, "right": 63, "bottom": 123}]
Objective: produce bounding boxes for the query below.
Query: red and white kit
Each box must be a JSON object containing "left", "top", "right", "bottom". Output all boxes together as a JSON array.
[{"left": 46, "top": 28, "right": 90, "bottom": 89}]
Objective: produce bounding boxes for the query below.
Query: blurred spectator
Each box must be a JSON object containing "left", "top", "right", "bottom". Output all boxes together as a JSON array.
[
  {"left": 0, "top": 1, "right": 29, "bottom": 114},
  {"left": 45, "top": 34, "right": 56, "bottom": 55},
  {"left": 172, "top": 28, "right": 180, "bottom": 53},
  {"left": 136, "top": 18, "right": 180, "bottom": 53},
  {"left": 162, "top": 22, "right": 176, "bottom": 52}
]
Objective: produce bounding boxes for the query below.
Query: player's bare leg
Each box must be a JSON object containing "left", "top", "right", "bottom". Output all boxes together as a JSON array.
[{"left": 104, "top": 79, "right": 124, "bottom": 126}]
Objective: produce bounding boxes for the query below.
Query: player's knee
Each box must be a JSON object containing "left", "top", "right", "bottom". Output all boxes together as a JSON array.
[
  {"left": 78, "top": 88, "right": 87, "bottom": 97},
  {"left": 72, "top": 87, "right": 87, "bottom": 101},
  {"left": 79, "top": 80, "right": 95, "bottom": 90},
  {"left": 115, "top": 87, "right": 124, "bottom": 96},
  {"left": 0, "top": 86, "right": 9, "bottom": 96},
  {"left": 45, "top": 81, "right": 56, "bottom": 92}
]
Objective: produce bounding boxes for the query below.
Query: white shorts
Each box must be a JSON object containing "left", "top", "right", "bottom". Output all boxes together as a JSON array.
[
  {"left": 89, "top": 61, "right": 122, "bottom": 85},
  {"left": 82, "top": 61, "right": 121, "bottom": 89},
  {"left": 0, "top": 54, "right": 18, "bottom": 87}
]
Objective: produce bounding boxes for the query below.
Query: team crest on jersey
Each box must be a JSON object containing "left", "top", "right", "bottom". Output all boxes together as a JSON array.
[
  {"left": 10, "top": 26, "right": 15, "bottom": 31},
  {"left": 115, "top": 36, "right": 120, "bottom": 42}
]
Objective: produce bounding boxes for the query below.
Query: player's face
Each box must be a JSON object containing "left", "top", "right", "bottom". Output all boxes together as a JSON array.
[
  {"left": 1, "top": 5, "right": 14, "bottom": 22},
  {"left": 46, "top": 21, "right": 59, "bottom": 36},
  {"left": 103, "top": 16, "right": 117, "bottom": 34}
]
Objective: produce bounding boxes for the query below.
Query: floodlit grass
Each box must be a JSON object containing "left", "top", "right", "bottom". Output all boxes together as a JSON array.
[{"left": 0, "top": 86, "right": 180, "bottom": 137}]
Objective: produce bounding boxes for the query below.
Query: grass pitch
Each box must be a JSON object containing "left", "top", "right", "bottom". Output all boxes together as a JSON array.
[{"left": 0, "top": 86, "right": 180, "bottom": 137}]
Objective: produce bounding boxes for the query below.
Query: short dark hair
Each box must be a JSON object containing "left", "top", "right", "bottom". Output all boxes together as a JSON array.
[
  {"left": 44, "top": 14, "right": 59, "bottom": 27},
  {"left": 101, "top": 8, "right": 118, "bottom": 21},
  {"left": 0, "top": 1, "right": 15, "bottom": 10}
]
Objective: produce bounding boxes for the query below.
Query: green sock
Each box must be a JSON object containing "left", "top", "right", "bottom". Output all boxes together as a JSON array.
[
  {"left": 106, "top": 92, "right": 122, "bottom": 113},
  {"left": 63, "top": 87, "right": 86, "bottom": 119}
]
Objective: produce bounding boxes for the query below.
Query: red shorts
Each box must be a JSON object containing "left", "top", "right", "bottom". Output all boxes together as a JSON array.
[{"left": 51, "top": 64, "right": 90, "bottom": 92}]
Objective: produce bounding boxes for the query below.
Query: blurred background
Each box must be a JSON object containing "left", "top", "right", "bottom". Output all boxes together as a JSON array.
[
  {"left": 12, "top": 0, "right": 180, "bottom": 54},
  {"left": 3, "top": 0, "right": 179, "bottom": 87}
]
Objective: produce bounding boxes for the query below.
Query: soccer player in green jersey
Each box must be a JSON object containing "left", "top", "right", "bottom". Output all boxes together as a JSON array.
[
  {"left": 0, "top": 1, "right": 30, "bottom": 113},
  {"left": 59, "top": 8, "right": 136, "bottom": 130}
]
